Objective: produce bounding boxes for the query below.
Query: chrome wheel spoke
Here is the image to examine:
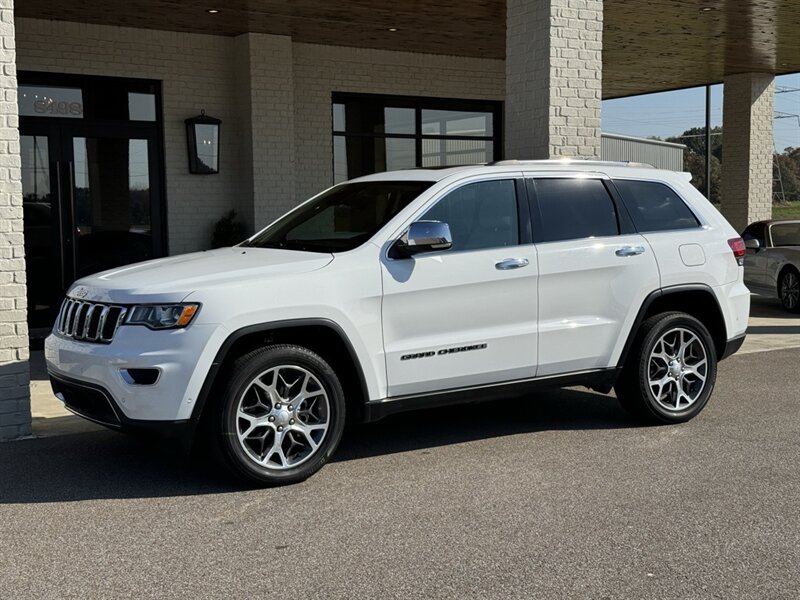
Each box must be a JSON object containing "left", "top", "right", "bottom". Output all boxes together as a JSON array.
[
  {"left": 235, "top": 364, "right": 330, "bottom": 471},
  {"left": 648, "top": 326, "right": 709, "bottom": 412}
]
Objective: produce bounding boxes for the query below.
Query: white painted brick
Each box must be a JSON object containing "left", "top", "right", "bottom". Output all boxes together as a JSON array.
[
  {"left": 0, "top": 5, "right": 30, "bottom": 440},
  {"left": 505, "top": 0, "right": 602, "bottom": 159},
  {"left": 721, "top": 73, "right": 775, "bottom": 232}
]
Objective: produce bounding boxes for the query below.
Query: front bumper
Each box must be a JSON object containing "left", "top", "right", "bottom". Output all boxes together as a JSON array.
[
  {"left": 45, "top": 322, "right": 226, "bottom": 422},
  {"left": 49, "top": 372, "right": 192, "bottom": 441}
]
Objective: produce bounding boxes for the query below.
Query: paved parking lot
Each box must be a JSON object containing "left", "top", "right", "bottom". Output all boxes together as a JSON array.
[{"left": 2, "top": 299, "right": 800, "bottom": 598}]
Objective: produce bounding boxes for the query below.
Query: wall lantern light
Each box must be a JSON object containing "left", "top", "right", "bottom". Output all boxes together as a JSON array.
[{"left": 185, "top": 110, "right": 221, "bottom": 174}]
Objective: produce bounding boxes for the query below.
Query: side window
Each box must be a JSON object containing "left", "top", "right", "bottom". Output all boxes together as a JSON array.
[
  {"left": 614, "top": 179, "right": 700, "bottom": 233},
  {"left": 533, "top": 178, "right": 619, "bottom": 243},
  {"left": 421, "top": 179, "right": 519, "bottom": 251},
  {"left": 770, "top": 223, "right": 800, "bottom": 247}
]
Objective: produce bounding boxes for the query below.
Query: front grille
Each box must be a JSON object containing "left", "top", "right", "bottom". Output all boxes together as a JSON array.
[{"left": 55, "top": 298, "right": 127, "bottom": 343}]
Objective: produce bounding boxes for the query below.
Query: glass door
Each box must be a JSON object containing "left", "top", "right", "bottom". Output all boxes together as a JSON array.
[
  {"left": 21, "top": 126, "right": 63, "bottom": 329},
  {"left": 65, "top": 128, "right": 162, "bottom": 280},
  {"left": 19, "top": 74, "right": 165, "bottom": 333}
]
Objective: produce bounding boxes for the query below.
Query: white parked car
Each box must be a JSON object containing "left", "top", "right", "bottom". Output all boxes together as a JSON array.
[
  {"left": 742, "top": 219, "right": 800, "bottom": 313},
  {"left": 46, "top": 160, "right": 750, "bottom": 485}
]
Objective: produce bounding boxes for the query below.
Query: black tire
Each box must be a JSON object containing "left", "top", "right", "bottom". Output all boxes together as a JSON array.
[
  {"left": 212, "top": 344, "right": 346, "bottom": 486},
  {"left": 615, "top": 312, "right": 717, "bottom": 424},
  {"left": 778, "top": 268, "right": 800, "bottom": 313}
]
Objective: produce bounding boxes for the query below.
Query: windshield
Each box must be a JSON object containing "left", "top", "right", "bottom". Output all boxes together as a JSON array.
[
  {"left": 771, "top": 223, "right": 800, "bottom": 247},
  {"left": 244, "top": 181, "right": 433, "bottom": 253}
]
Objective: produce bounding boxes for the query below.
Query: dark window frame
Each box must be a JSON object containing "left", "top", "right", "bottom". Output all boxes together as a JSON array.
[
  {"left": 19, "top": 71, "right": 168, "bottom": 258},
  {"left": 332, "top": 92, "right": 503, "bottom": 181}
]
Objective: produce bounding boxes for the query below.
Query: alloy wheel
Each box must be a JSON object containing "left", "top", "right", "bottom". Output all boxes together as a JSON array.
[
  {"left": 647, "top": 327, "right": 709, "bottom": 412},
  {"left": 235, "top": 365, "right": 330, "bottom": 470},
  {"left": 781, "top": 271, "right": 799, "bottom": 310}
]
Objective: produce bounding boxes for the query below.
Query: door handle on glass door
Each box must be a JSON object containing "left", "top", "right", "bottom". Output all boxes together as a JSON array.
[
  {"left": 495, "top": 258, "right": 530, "bottom": 270},
  {"left": 615, "top": 246, "right": 645, "bottom": 257}
]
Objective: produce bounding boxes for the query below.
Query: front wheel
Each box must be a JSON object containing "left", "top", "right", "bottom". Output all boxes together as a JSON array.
[
  {"left": 615, "top": 312, "right": 717, "bottom": 424},
  {"left": 213, "top": 344, "right": 346, "bottom": 486},
  {"left": 778, "top": 268, "right": 800, "bottom": 313}
]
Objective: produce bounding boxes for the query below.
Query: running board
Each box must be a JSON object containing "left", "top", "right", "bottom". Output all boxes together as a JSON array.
[{"left": 363, "top": 368, "right": 620, "bottom": 422}]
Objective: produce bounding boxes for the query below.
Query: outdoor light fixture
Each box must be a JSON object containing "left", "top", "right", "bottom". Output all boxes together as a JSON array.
[
  {"left": 699, "top": 6, "right": 715, "bottom": 11},
  {"left": 185, "top": 110, "right": 221, "bottom": 174},
  {"left": 388, "top": 28, "right": 398, "bottom": 32},
  {"left": 206, "top": 8, "right": 219, "bottom": 14}
]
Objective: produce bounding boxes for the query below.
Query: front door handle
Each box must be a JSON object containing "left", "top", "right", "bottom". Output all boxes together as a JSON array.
[
  {"left": 615, "top": 246, "right": 645, "bottom": 257},
  {"left": 495, "top": 258, "right": 530, "bottom": 270}
]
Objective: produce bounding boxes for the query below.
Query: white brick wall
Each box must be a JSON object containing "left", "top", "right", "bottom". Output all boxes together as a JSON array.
[
  {"left": 0, "top": 1, "right": 31, "bottom": 440},
  {"left": 506, "top": 0, "right": 602, "bottom": 159},
  {"left": 16, "top": 18, "right": 245, "bottom": 255},
  {"left": 721, "top": 72, "right": 774, "bottom": 232},
  {"left": 16, "top": 19, "right": 506, "bottom": 245},
  {"left": 235, "top": 34, "right": 296, "bottom": 230}
]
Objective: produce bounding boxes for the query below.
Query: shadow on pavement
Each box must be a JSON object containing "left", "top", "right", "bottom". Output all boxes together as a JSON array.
[
  {"left": 0, "top": 387, "right": 635, "bottom": 505},
  {"left": 750, "top": 296, "right": 795, "bottom": 319}
]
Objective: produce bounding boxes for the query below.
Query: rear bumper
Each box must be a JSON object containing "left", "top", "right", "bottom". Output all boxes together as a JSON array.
[
  {"left": 720, "top": 333, "right": 746, "bottom": 361},
  {"left": 49, "top": 372, "right": 193, "bottom": 444}
]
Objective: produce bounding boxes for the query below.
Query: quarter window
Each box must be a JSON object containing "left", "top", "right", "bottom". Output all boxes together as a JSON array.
[
  {"left": 533, "top": 178, "right": 619, "bottom": 243},
  {"left": 613, "top": 179, "right": 700, "bottom": 232},
  {"left": 422, "top": 180, "right": 519, "bottom": 252}
]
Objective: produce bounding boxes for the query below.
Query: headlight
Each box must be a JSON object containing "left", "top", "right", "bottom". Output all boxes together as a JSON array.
[{"left": 124, "top": 303, "right": 199, "bottom": 330}]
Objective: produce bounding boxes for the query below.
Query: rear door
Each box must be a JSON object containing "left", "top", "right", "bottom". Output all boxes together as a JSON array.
[
  {"left": 381, "top": 175, "right": 539, "bottom": 397},
  {"left": 528, "top": 174, "right": 660, "bottom": 376}
]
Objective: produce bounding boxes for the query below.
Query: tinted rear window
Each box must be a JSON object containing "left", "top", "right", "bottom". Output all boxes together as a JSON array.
[
  {"left": 533, "top": 178, "right": 619, "bottom": 243},
  {"left": 614, "top": 179, "right": 700, "bottom": 233}
]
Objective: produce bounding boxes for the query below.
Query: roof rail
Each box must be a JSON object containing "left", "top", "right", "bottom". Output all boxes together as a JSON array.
[{"left": 488, "top": 159, "right": 655, "bottom": 168}]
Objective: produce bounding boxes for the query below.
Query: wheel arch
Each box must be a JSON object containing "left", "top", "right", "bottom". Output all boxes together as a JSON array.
[
  {"left": 778, "top": 261, "right": 800, "bottom": 284},
  {"left": 189, "top": 319, "right": 370, "bottom": 441},
  {"left": 617, "top": 284, "right": 728, "bottom": 367}
]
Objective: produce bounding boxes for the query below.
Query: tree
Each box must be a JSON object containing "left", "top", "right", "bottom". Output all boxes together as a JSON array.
[{"left": 665, "top": 127, "right": 723, "bottom": 202}]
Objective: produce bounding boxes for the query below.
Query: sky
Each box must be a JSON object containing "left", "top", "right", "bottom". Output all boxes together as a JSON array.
[{"left": 602, "top": 73, "right": 800, "bottom": 153}]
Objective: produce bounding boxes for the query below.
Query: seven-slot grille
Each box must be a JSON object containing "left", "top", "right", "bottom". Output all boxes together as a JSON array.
[{"left": 56, "top": 298, "right": 127, "bottom": 343}]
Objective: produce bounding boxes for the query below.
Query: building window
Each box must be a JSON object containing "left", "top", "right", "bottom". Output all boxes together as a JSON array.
[{"left": 332, "top": 93, "right": 502, "bottom": 183}]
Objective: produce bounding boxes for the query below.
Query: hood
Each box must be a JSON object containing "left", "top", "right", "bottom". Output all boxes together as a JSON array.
[{"left": 68, "top": 247, "right": 334, "bottom": 304}]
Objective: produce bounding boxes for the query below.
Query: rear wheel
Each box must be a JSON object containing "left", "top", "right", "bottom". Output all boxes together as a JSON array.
[
  {"left": 615, "top": 312, "right": 717, "bottom": 424},
  {"left": 778, "top": 268, "right": 800, "bottom": 313},
  {"left": 213, "top": 344, "right": 345, "bottom": 486}
]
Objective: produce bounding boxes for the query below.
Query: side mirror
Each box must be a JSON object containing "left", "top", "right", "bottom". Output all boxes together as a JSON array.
[
  {"left": 392, "top": 220, "right": 453, "bottom": 258},
  {"left": 744, "top": 239, "right": 760, "bottom": 251}
]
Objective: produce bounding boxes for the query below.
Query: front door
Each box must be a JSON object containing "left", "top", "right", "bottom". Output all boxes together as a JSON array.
[
  {"left": 20, "top": 75, "right": 165, "bottom": 330},
  {"left": 381, "top": 176, "right": 539, "bottom": 397}
]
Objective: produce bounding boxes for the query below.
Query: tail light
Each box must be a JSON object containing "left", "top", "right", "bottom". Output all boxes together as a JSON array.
[{"left": 728, "top": 237, "right": 746, "bottom": 266}]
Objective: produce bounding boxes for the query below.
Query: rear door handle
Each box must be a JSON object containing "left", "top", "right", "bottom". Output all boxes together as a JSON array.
[
  {"left": 615, "top": 246, "right": 645, "bottom": 257},
  {"left": 495, "top": 258, "right": 530, "bottom": 270}
]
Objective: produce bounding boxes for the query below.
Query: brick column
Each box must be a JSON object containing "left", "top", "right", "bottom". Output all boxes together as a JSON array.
[
  {"left": 721, "top": 72, "right": 774, "bottom": 232},
  {"left": 505, "top": 0, "right": 602, "bottom": 160},
  {"left": 0, "top": 0, "right": 31, "bottom": 441},
  {"left": 233, "top": 33, "right": 295, "bottom": 233}
]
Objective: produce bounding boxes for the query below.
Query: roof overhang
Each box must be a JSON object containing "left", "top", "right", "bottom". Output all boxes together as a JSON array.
[{"left": 15, "top": 0, "right": 800, "bottom": 98}]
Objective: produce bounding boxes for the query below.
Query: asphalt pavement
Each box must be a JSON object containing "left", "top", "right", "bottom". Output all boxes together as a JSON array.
[{"left": 2, "top": 347, "right": 799, "bottom": 599}]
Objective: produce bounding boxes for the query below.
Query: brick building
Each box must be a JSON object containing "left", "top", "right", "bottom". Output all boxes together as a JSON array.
[{"left": 1, "top": 0, "right": 799, "bottom": 438}]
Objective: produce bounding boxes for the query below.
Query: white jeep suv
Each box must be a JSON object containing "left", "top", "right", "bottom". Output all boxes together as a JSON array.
[{"left": 46, "top": 160, "right": 750, "bottom": 485}]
